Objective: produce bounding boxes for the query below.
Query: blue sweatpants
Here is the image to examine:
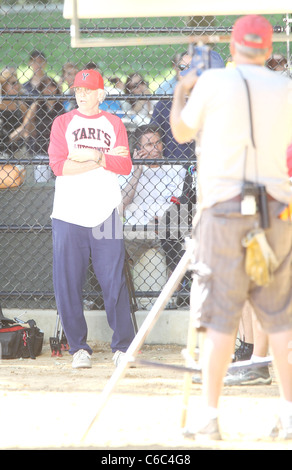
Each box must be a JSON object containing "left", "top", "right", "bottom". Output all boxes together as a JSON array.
[{"left": 52, "top": 210, "right": 135, "bottom": 355}]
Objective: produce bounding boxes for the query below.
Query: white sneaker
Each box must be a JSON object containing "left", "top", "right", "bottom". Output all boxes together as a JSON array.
[
  {"left": 113, "top": 350, "right": 126, "bottom": 367},
  {"left": 72, "top": 349, "right": 92, "bottom": 369},
  {"left": 183, "top": 418, "right": 222, "bottom": 441},
  {"left": 112, "top": 350, "right": 135, "bottom": 368},
  {"left": 270, "top": 415, "right": 292, "bottom": 440}
]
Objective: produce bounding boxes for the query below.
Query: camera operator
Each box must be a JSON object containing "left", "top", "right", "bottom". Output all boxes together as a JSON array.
[{"left": 170, "top": 15, "right": 292, "bottom": 441}]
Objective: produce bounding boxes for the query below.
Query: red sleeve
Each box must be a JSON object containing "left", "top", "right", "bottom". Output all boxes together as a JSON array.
[
  {"left": 104, "top": 117, "right": 132, "bottom": 175},
  {"left": 48, "top": 110, "right": 132, "bottom": 176},
  {"left": 48, "top": 114, "right": 70, "bottom": 176},
  {"left": 287, "top": 143, "right": 292, "bottom": 177}
]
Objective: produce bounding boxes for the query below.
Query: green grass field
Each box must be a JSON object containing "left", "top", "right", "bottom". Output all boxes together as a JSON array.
[
  {"left": 0, "top": 5, "right": 289, "bottom": 90},
  {"left": 0, "top": 6, "right": 189, "bottom": 88}
]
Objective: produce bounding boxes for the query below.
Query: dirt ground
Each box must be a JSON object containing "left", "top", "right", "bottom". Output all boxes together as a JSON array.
[{"left": 0, "top": 341, "right": 291, "bottom": 451}]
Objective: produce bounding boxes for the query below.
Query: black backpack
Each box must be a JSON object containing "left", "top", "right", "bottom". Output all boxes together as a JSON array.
[{"left": 0, "top": 306, "right": 43, "bottom": 359}]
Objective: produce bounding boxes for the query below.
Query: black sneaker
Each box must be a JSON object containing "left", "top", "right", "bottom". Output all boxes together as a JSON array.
[
  {"left": 224, "top": 366, "right": 272, "bottom": 386},
  {"left": 233, "top": 340, "right": 254, "bottom": 362}
]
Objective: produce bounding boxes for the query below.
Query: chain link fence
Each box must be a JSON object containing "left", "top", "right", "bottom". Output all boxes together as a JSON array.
[{"left": 0, "top": 3, "right": 291, "bottom": 311}]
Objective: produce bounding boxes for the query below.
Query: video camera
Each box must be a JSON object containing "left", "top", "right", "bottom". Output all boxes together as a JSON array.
[
  {"left": 187, "top": 45, "right": 212, "bottom": 76},
  {"left": 182, "top": 44, "right": 225, "bottom": 78}
]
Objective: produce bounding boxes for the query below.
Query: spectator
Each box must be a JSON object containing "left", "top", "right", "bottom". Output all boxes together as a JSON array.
[
  {"left": 103, "top": 76, "right": 125, "bottom": 118},
  {"left": 22, "top": 50, "right": 48, "bottom": 97},
  {"left": 266, "top": 53, "right": 287, "bottom": 73},
  {"left": 59, "top": 62, "right": 79, "bottom": 92},
  {"left": 151, "top": 53, "right": 196, "bottom": 306},
  {"left": 58, "top": 62, "right": 79, "bottom": 112},
  {"left": 11, "top": 77, "right": 64, "bottom": 182},
  {"left": 123, "top": 73, "right": 153, "bottom": 126},
  {"left": 84, "top": 61, "right": 101, "bottom": 72},
  {"left": 0, "top": 67, "right": 27, "bottom": 156},
  {"left": 151, "top": 52, "right": 194, "bottom": 162},
  {"left": 152, "top": 50, "right": 224, "bottom": 307},
  {"left": 120, "top": 124, "right": 186, "bottom": 305},
  {"left": 107, "top": 76, "right": 125, "bottom": 94},
  {"left": 154, "top": 51, "right": 192, "bottom": 95},
  {"left": 12, "top": 77, "right": 64, "bottom": 156}
]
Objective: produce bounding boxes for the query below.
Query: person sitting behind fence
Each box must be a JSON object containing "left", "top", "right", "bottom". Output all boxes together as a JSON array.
[
  {"left": 266, "top": 53, "right": 288, "bottom": 74},
  {"left": 11, "top": 77, "right": 64, "bottom": 157},
  {"left": 151, "top": 52, "right": 195, "bottom": 162},
  {"left": 102, "top": 76, "right": 125, "bottom": 118},
  {"left": 154, "top": 51, "right": 192, "bottom": 95},
  {"left": 22, "top": 50, "right": 49, "bottom": 100},
  {"left": 58, "top": 62, "right": 79, "bottom": 112},
  {"left": 119, "top": 124, "right": 186, "bottom": 284},
  {"left": 0, "top": 66, "right": 28, "bottom": 156},
  {"left": 122, "top": 73, "right": 153, "bottom": 126}
]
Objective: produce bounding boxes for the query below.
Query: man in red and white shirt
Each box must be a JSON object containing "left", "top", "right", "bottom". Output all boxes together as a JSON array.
[{"left": 48, "top": 69, "right": 135, "bottom": 369}]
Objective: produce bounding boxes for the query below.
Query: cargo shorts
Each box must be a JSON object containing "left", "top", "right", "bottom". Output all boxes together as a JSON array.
[{"left": 190, "top": 199, "right": 292, "bottom": 334}]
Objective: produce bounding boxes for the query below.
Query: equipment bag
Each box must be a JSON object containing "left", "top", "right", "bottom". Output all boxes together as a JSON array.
[{"left": 0, "top": 316, "right": 44, "bottom": 359}]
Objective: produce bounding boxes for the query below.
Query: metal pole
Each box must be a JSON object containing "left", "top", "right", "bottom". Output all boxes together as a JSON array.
[
  {"left": 71, "top": 32, "right": 291, "bottom": 49},
  {"left": 81, "top": 238, "right": 195, "bottom": 442},
  {"left": 284, "top": 14, "right": 292, "bottom": 76}
]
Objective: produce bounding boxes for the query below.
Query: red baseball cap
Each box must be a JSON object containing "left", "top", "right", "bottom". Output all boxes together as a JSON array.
[
  {"left": 71, "top": 69, "right": 104, "bottom": 90},
  {"left": 231, "top": 15, "right": 273, "bottom": 50}
]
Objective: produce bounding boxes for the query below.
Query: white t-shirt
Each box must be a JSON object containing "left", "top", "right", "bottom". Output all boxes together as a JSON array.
[
  {"left": 181, "top": 64, "right": 292, "bottom": 208},
  {"left": 120, "top": 165, "right": 186, "bottom": 225},
  {"left": 48, "top": 109, "right": 132, "bottom": 227}
]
